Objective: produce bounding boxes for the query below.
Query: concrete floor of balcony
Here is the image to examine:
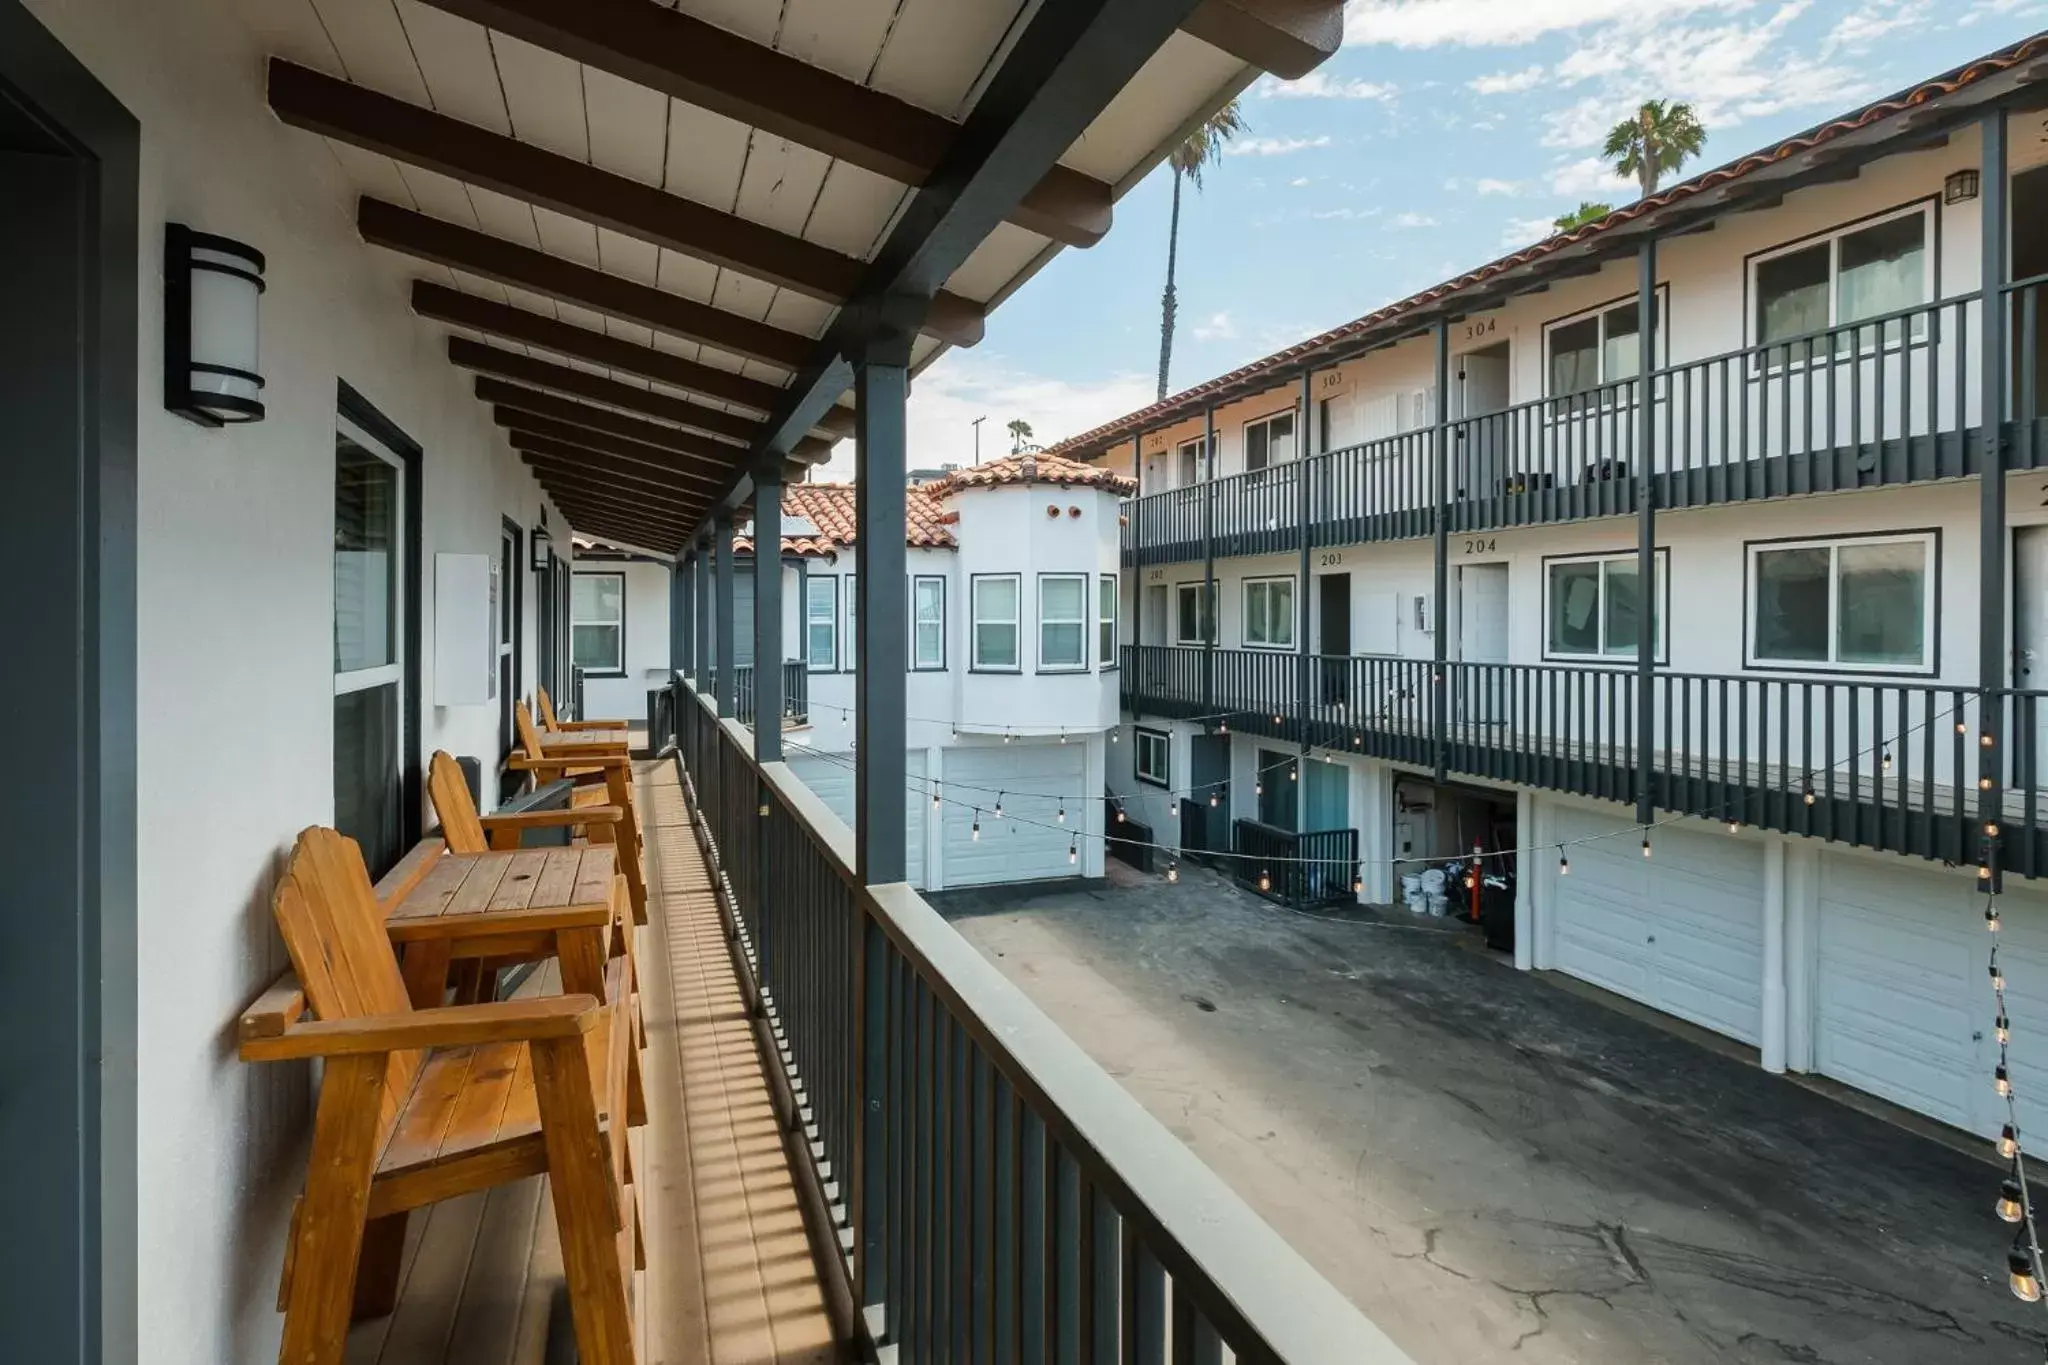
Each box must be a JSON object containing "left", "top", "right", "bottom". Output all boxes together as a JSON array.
[{"left": 344, "top": 758, "right": 844, "bottom": 1365}]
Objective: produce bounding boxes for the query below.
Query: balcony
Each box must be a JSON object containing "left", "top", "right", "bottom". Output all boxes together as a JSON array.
[
  {"left": 1123, "top": 644, "right": 2048, "bottom": 878},
  {"left": 652, "top": 677, "right": 1407, "bottom": 1362},
  {"left": 1124, "top": 279, "right": 2048, "bottom": 566}
]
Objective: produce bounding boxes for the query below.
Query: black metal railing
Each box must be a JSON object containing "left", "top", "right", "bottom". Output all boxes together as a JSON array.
[
  {"left": 1122, "top": 294, "right": 1989, "bottom": 564},
  {"left": 706, "top": 660, "right": 812, "bottom": 727},
  {"left": 1122, "top": 645, "right": 2027, "bottom": 872},
  {"left": 671, "top": 678, "right": 1400, "bottom": 1363},
  {"left": 2009, "top": 272, "right": 2048, "bottom": 468},
  {"left": 1230, "top": 820, "right": 1358, "bottom": 909}
]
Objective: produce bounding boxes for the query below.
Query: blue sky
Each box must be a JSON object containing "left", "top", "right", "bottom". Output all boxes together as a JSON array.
[{"left": 856, "top": 0, "right": 2047, "bottom": 473}]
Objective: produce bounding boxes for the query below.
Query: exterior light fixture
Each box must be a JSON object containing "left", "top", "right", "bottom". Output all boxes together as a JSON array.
[
  {"left": 530, "top": 512, "right": 553, "bottom": 572},
  {"left": 1998, "top": 1175, "right": 2025, "bottom": 1222},
  {"left": 164, "top": 223, "right": 266, "bottom": 426},
  {"left": 2003, "top": 1124, "right": 2022, "bottom": 1160},
  {"left": 1945, "top": 168, "right": 1981, "bottom": 204},
  {"left": 2011, "top": 1236, "right": 2041, "bottom": 1303}
]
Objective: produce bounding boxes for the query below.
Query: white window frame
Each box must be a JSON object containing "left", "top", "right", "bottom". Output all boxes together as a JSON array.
[
  {"left": 1098, "top": 574, "right": 1119, "bottom": 670},
  {"left": 333, "top": 413, "right": 406, "bottom": 699},
  {"left": 1176, "top": 436, "right": 1207, "bottom": 488},
  {"left": 912, "top": 575, "right": 946, "bottom": 671},
  {"left": 1746, "top": 201, "right": 1935, "bottom": 357},
  {"left": 570, "top": 570, "right": 627, "bottom": 677},
  {"left": 804, "top": 574, "right": 838, "bottom": 672},
  {"left": 1242, "top": 575, "right": 1297, "bottom": 650},
  {"left": 1174, "top": 580, "right": 1216, "bottom": 646},
  {"left": 1242, "top": 409, "right": 1297, "bottom": 473},
  {"left": 844, "top": 572, "right": 857, "bottom": 670},
  {"left": 1135, "top": 728, "right": 1170, "bottom": 788},
  {"left": 1744, "top": 531, "right": 1936, "bottom": 674},
  {"left": 1542, "top": 287, "right": 1668, "bottom": 401},
  {"left": 1542, "top": 550, "right": 1668, "bottom": 664},
  {"left": 972, "top": 573, "right": 1023, "bottom": 673},
  {"left": 1037, "top": 573, "right": 1089, "bottom": 673}
]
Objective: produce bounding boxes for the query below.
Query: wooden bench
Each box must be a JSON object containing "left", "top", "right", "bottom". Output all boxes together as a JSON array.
[
  {"left": 511, "top": 701, "right": 648, "bottom": 925},
  {"left": 240, "top": 827, "right": 638, "bottom": 1365}
]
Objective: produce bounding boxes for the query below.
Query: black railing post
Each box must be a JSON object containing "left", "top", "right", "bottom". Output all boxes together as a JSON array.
[
  {"left": 671, "top": 552, "right": 688, "bottom": 681},
  {"left": 694, "top": 526, "right": 712, "bottom": 692},
  {"left": 1981, "top": 107, "right": 2010, "bottom": 889},
  {"left": 714, "top": 510, "right": 738, "bottom": 718},
  {"left": 1636, "top": 239, "right": 1658, "bottom": 826},
  {"left": 1130, "top": 432, "right": 1144, "bottom": 642},
  {"left": 1296, "top": 371, "right": 1314, "bottom": 789},
  {"left": 1202, "top": 404, "right": 1217, "bottom": 721},
  {"left": 753, "top": 467, "right": 786, "bottom": 762},
  {"left": 1431, "top": 320, "right": 1450, "bottom": 783}
]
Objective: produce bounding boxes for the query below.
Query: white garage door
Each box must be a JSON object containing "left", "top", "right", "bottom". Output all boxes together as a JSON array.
[
  {"left": 1816, "top": 854, "right": 2048, "bottom": 1139},
  {"left": 787, "top": 749, "right": 927, "bottom": 888},
  {"left": 941, "top": 744, "right": 1087, "bottom": 888},
  {"left": 1551, "top": 805, "right": 1764, "bottom": 1044}
]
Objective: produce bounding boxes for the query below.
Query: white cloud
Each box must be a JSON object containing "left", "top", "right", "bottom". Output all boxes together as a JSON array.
[
  {"left": 1343, "top": 0, "right": 1755, "bottom": 48},
  {"left": 1289, "top": 176, "right": 1312, "bottom": 187},
  {"left": 1501, "top": 214, "right": 1563, "bottom": 247},
  {"left": 1548, "top": 155, "right": 1634, "bottom": 198},
  {"left": 1474, "top": 178, "right": 1521, "bottom": 196},
  {"left": 1191, "top": 311, "right": 1238, "bottom": 342},
  {"left": 1824, "top": 0, "right": 1929, "bottom": 52},
  {"left": 1468, "top": 65, "right": 1547, "bottom": 94},
  {"left": 1226, "top": 135, "right": 1334, "bottom": 157},
  {"left": 1258, "top": 70, "right": 1397, "bottom": 101},
  {"left": 1387, "top": 211, "right": 1439, "bottom": 228},
  {"left": 1311, "top": 206, "right": 1384, "bottom": 220}
]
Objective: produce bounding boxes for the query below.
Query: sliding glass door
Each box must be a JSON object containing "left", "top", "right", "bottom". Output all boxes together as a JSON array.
[{"left": 333, "top": 415, "right": 407, "bottom": 875}]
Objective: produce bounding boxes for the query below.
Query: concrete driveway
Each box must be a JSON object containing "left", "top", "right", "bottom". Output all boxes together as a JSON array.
[{"left": 941, "top": 867, "right": 2043, "bottom": 1364}]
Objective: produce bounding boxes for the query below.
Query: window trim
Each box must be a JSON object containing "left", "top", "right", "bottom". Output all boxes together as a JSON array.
[
  {"left": 911, "top": 574, "right": 947, "bottom": 672},
  {"left": 1540, "top": 284, "right": 1671, "bottom": 400},
  {"left": 804, "top": 573, "right": 838, "bottom": 673},
  {"left": 569, "top": 569, "right": 628, "bottom": 678},
  {"left": 1175, "top": 435, "right": 1207, "bottom": 489},
  {"left": 1539, "top": 549, "right": 1670, "bottom": 665},
  {"left": 1741, "top": 528, "right": 1940, "bottom": 676},
  {"left": 1241, "top": 574, "right": 1298, "bottom": 651},
  {"left": 1099, "top": 574, "right": 1119, "bottom": 671},
  {"left": 1240, "top": 406, "right": 1299, "bottom": 474},
  {"left": 1036, "top": 572, "right": 1090, "bottom": 674},
  {"left": 843, "top": 572, "right": 857, "bottom": 672},
  {"left": 970, "top": 572, "right": 1024, "bottom": 673},
  {"left": 1174, "top": 579, "right": 1216, "bottom": 647},
  {"left": 1135, "top": 727, "right": 1171, "bottom": 788},
  {"left": 1742, "top": 197, "right": 1939, "bottom": 356}
]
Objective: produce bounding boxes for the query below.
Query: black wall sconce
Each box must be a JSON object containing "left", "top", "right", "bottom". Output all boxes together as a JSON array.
[
  {"left": 165, "top": 223, "right": 266, "bottom": 426},
  {"left": 1945, "top": 168, "right": 1981, "bottom": 204},
  {"left": 531, "top": 510, "right": 553, "bottom": 571}
]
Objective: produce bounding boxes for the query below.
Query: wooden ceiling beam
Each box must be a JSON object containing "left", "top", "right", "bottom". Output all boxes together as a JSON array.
[
  {"left": 479, "top": 378, "right": 746, "bottom": 464},
  {"left": 521, "top": 454, "right": 705, "bottom": 514},
  {"left": 408, "top": 0, "right": 1114, "bottom": 250},
  {"left": 555, "top": 511, "right": 686, "bottom": 552},
  {"left": 414, "top": 281, "right": 785, "bottom": 414},
  {"left": 449, "top": 338, "right": 836, "bottom": 460},
  {"left": 545, "top": 482, "right": 697, "bottom": 532},
  {"left": 498, "top": 410, "right": 731, "bottom": 480},
  {"left": 269, "top": 59, "right": 985, "bottom": 347},
  {"left": 362, "top": 199, "right": 813, "bottom": 371},
  {"left": 1181, "top": 0, "right": 1344, "bottom": 80}
]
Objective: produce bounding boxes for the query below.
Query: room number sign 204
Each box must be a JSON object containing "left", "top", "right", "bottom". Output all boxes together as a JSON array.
[{"left": 1463, "top": 537, "right": 1497, "bottom": 554}]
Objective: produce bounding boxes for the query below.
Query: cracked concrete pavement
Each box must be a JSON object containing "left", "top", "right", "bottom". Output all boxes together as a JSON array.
[{"left": 940, "top": 865, "right": 2044, "bottom": 1364}]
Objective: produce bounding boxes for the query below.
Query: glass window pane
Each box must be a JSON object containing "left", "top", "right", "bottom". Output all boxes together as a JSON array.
[
  {"left": 1042, "top": 623, "right": 1084, "bottom": 667},
  {"left": 1041, "top": 577, "right": 1084, "bottom": 620},
  {"left": 1099, "top": 576, "right": 1117, "bottom": 663},
  {"left": 1601, "top": 560, "right": 1654, "bottom": 659},
  {"left": 334, "top": 432, "right": 399, "bottom": 674},
  {"left": 1753, "top": 547, "right": 1832, "bottom": 661},
  {"left": 1245, "top": 421, "right": 1269, "bottom": 471},
  {"left": 572, "top": 623, "right": 620, "bottom": 672},
  {"left": 334, "top": 684, "right": 401, "bottom": 877},
  {"left": 1547, "top": 561, "right": 1602, "bottom": 655},
  {"left": 977, "top": 623, "right": 1018, "bottom": 669},
  {"left": 1271, "top": 580, "right": 1295, "bottom": 645},
  {"left": 1245, "top": 582, "right": 1268, "bottom": 644},
  {"left": 915, "top": 579, "right": 943, "bottom": 624},
  {"left": 1837, "top": 541, "right": 1926, "bottom": 666},
  {"left": 978, "top": 576, "right": 1019, "bottom": 620},
  {"left": 1602, "top": 302, "right": 1641, "bottom": 383},
  {"left": 1267, "top": 412, "right": 1296, "bottom": 463},
  {"left": 1838, "top": 214, "right": 1926, "bottom": 329},
  {"left": 572, "top": 574, "right": 622, "bottom": 625},
  {"left": 1548, "top": 317, "right": 1600, "bottom": 397},
  {"left": 1179, "top": 586, "right": 1200, "bottom": 643},
  {"left": 1757, "top": 243, "right": 1830, "bottom": 346}
]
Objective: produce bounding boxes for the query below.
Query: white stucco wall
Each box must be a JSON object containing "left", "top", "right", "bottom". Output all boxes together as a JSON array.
[
  {"left": 20, "top": 0, "right": 575, "bottom": 1358},
  {"left": 580, "top": 558, "right": 672, "bottom": 722}
]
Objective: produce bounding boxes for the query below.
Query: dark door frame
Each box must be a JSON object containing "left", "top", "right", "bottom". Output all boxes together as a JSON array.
[
  {"left": 338, "top": 380, "right": 425, "bottom": 850},
  {"left": 0, "top": 4, "right": 139, "bottom": 1360},
  {"left": 499, "top": 515, "right": 524, "bottom": 800}
]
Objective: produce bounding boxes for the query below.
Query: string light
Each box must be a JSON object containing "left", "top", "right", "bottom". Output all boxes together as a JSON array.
[
  {"left": 1057, "top": 804, "right": 1067, "bottom": 824},
  {"left": 1258, "top": 870, "right": 1271, "bottom": 893},
  {"left": 1881, "top": 750, "right": 1893, "bottom": 771},
  {"left": 1999, "top": 1175, "right": 2025, "bottom": 1223},
  {"left": 2004, "top": 1125, "right": 2022, "bottom": 1160},
  {"left": 1998, "top": 1064, "right": 2013, "bottom": 1097},
  {"left": 994, "top": 791, "right": 1005, "bottom": 819},
  {"left": 1166, "top": 862, "right": 1179, "bottom": 883},
  {"left": 1994, "top": 963, "right": 2008, "bottom": 992},
  {"left": 1069, "top": 838, "right": 1078, "bottom": 865},
  {"left": 1727, "top": 819, "right": 1740, "bottom": 834},
  {"left": 2011, "top": 1233, "right": 2041, "bottom": 1303},
  {"left": 1999, "top": 1013, "right": 2012, "bottom": 1045},
  {"left": 1116, "top": 803, "right": 1127, "bottom": 824},
  {"left": 971, "top": 811, "right": 982, "bottom": 841},
  {"left": 1989, "top": 904, "right": 2004, "bottom": 932},
  {"left": 1558, "top": 847, "right": 1570, "bottom": 875},
  {"left": 932, "top": 785, "right": 942, "bottom": 810},
  {"left": 1641, "top": 833, "right": 1653, "bottom": 859},
  {"left": 1803, "top": 787, "right": 1816, "bottom": 806}
]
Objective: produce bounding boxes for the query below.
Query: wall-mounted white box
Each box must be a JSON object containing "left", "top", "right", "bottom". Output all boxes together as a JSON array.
[{"left": 434, "top": 552, "right": 498, "bottom": 707}]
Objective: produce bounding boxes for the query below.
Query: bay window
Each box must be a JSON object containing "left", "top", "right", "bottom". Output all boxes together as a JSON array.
[
  {"left": 1039, "top": 574, "right": 1087, "bottom": 671},
  {"left": 972, "top": 574, "right": 1021, "bottom": 671}
]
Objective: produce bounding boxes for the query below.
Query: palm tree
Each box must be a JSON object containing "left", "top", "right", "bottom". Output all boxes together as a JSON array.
[
  {"left": 1157, "top": 100, "right": 1246, "bottom": 400},
  {"left": 1603, "top": 100, "right": 1706, "bottom": 199},
  {"left": 1006, "top": 419, "right": 1034, "bottom": 454},
  {"left": 1553, "top": 201, "right": 1614, "bottom": 233}
]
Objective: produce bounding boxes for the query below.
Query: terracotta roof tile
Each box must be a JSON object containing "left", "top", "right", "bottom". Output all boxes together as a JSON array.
[
  {"left": 926, "top": 451, "right": 1136, "bottom": 497},
  {"left": 733, "top": 481, "right": 956, "bottom": 557},
  {"left": 1048, "top": 31, "right": 2048, "bottom": 458}
]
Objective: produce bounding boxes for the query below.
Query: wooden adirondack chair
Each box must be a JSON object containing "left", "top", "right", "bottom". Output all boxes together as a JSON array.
[
  {"left": 240, "top": 827, "right": 637, "bottom": 1365},
  {"left": 537, "top": 684, "right": 618, "bottom": 734},
  {"left": 512, "top": 701, "right": 648, "bottom": 924},
  {"left": 427, "top": 750, "right": 647, "bottom": 1055}
]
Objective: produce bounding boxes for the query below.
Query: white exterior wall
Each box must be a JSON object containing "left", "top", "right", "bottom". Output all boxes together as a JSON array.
[
  {"left": 22, "top": 0, "right": 573, "bottom": 1358},
  {"left": 581, "top": 558, "right": 672, "bottom": 722}
]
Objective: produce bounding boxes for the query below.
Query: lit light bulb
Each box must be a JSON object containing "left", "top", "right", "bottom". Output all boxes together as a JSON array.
[
  {"left": 1273, "top": 714, "right": 1283, "bottom": 725},
  {"left": 1881, "top": 751, "right": 1893, "bottom": 771},
  {"left": 1004, "top": 732, "right": 1013, "bottom": 743},
  {"left": 1290, "top": 767, "right": 1298, "bottom": 782},
  {"left": 1728, "top": 820, "right": 1740, "bottom": 834},
  {"left": 2011, "top": 1239, "right": 2041, "bottom": 1303},
  {"left": 1803, "top": 789, "right": 1816, "bottom": 806},
  {"left": 972, "top": 813, "right": 982, "bottom": 841},
  {"left": 1982, "top": 865, "right": 1995, "bottom": 882},
  {"left": 1353, "top": 872, "right": 1364, "bottom": 894},
  {"left": 1069, "top": 840, "right": 1078, "bottom": 866},
  {"left": 1642, "top": 837, "right": 1653, "bottom": 859},
  {"left": 1983, "top": 777, "right": 1996, "bottom": 791},
  {"left": 1219, "top": 721, "right": 1229, "bottom": 734},
  {"left": 1999, "top": 1176, "right": 2025, "bottom": 1223},
  {"left": 2002, "top": 1124, "right": 2021, "bottom": 1160},
  {"left": 1117, "top": 806, "right": 1127, "bottom": 824},
  {"left": 1057, "top": 806, "right": 1067, "bottom": 824},
  {"left": 1985, "top": 733, "right": 1998, "bottom": 749},
  {"left": 1990, "top": 823, "right": 2003, "bottom": 838},
  {"left": 933, "top": 787, "right": 942, "bottom": 809},
  {"left": 1255, "top": 781, "right": 1264, "bottom": 796},
  {"left": 1166, "top": 863, "right": 1179, "bottom": 883},
  {"left": 1559, "top": 850, "right": 1571, "bottom": 875},
  {"left": 1999, "top": 1013, "right": 2012, "bottom": 1044},
  {"left": 1259, "top": 871, "right": 1272, "bottom": 892},
  {"left": 1998, "top": 1064, "right": 2013, "bottom": 1097},
  {"left": 1959, "top": 721, "right": 1970, "bottom": 735},
  {"left": 1109, "top": 731, "right": 1117, "bottom": 744},
  {"left": 1994, "top": 963, "right": 2008, "bottom": 992},
  {"left": 1209, "top": 792, "right": 1219, "bottom": 808},
  {"left": 1169, "top": 799, "right": 1179, "bottom": 816},
  {"left": 995, "top": 793, "right": 1005, "bottom": 818},
  {"left": 1989, "top": 906, "right": 2004, "bottom": 933}
]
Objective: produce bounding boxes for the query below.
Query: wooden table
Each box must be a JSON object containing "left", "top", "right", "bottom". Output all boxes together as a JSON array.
[
  {"left": 385, "top": 846, "right": 622, "bottom": 1009},
  {"left": 535, "top": 728, "right": 630, "bottom": 758}
]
